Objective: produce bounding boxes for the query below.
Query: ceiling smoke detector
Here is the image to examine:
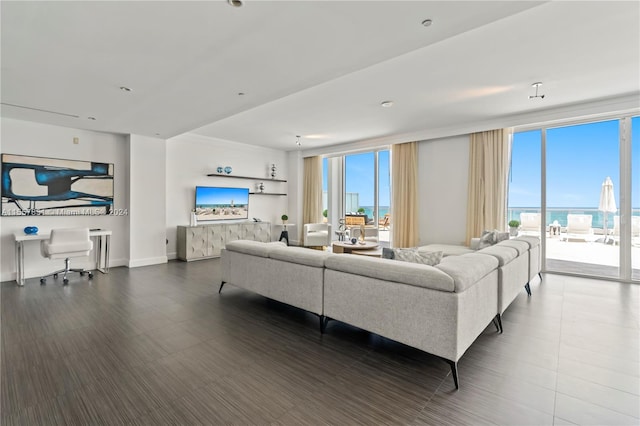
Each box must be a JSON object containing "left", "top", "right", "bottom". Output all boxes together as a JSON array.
[
  {"left": 528, "top": 82, "right": 545, "bottom": 99},
  {"left": 421, "top": 19, "right": 433, "bottom": 27},
  {"left": 381, "top": 101, "right": 394, "bottom": 108}
]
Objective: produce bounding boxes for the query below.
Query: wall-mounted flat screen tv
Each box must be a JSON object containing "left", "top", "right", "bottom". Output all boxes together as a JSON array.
[{"left": 195, "top": 186, "right": 249, "bottom": 221}]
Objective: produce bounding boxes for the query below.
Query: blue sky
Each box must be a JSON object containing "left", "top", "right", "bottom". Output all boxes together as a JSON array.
[
  {"left": 509, "top": 117, "right": 640, "bottom": 208},
  {"left": 323, "top": 151, "right": 390, "bottom": 207}
]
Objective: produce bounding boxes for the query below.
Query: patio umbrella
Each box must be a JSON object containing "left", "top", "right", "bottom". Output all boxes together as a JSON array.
[{"left": 598, "top": 176, "right": 617, "bottom": 242}]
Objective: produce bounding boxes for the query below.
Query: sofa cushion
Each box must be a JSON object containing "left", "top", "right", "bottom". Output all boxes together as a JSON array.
[
  {"left": 417, "top": 244, "right": 475, "bottom": 257},
  {"left": 224, "top": 240, "right": 286, "bottom": 257},
  {"left": 515, "top": 235, "right": 540, "bottom": 249},
  {"left": 269, "top": 246, "right": 331, "bottom": 267},
  {"left": 497, "top": 239, "right": 529, "bottom": 255},
  {"left": 394, "top": 249, "right": 442, "bottom": 266},
  {"left": 477, "top": 245, "right": 517, "bottom": 266},
  {"left": 325, "top": 255, "right": 455, "bottom": 292},
  {"left": 435, "top": 253, "right": 498, "bottom": 292}
]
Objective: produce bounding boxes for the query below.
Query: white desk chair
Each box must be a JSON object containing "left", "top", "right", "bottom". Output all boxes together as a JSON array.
[{"left": 40, "top": 228, "right": 94, "bottom": 285}]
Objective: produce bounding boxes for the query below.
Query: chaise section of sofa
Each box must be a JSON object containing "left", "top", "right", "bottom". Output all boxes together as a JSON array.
[
  {"left": 220, "top": 240, "right": 331, "bottom": 329},
  {"left": 323, "top": 252, "right": 499, "bottom": 388}
]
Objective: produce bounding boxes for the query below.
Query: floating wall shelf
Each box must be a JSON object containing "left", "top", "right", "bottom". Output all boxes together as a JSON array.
[
  {"left": 249, "top": 192, "right": 287, "bottom": 196},
  {"left": 207, "top": 173, "right": 287, "bottom": 183}
]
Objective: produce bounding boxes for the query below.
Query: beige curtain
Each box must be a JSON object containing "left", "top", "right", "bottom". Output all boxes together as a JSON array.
[
  {"left": 302, "top": 156, "right": 323, "bottom": 228},
  {"left": 466, "top": 128, "right": 510, "bottom": 245},
  {"left": 391, "top": 142, "right": 419, "bottom": 248}
]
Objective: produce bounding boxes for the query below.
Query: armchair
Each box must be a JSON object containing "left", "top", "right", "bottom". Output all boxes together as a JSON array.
[
  {"left": 303, "top": 223, "right": 332, "bottom": 247},
  {"left": 349, "top": 226, "right": 379, "bottom": 243}
]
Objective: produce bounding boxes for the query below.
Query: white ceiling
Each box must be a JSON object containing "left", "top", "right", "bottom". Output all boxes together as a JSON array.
[{"left": 2, "top": 1, "right": 639, "bottom": 152}]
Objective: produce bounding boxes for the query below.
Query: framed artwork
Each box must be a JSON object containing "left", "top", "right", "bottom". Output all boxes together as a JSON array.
[{"left": 1, "top": 153, "right": 114, "bottom": 216}]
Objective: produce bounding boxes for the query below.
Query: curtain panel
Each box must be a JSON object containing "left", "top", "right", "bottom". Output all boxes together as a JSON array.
[
  {"left": 391, "top": 142, "right": 419, "bottom": 248},
  {"left": 302, "top": 156, "right": 323, "bottom": 240},
  {"left": 466, "top": 128, "right": 511, "bottom": 245}
]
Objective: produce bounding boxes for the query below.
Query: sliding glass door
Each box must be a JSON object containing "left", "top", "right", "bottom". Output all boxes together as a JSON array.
[
  {"left": 509, "top": 116, "right": 637, "bottom": 281},
  {"left": 545, "top": 120, "right": 620, "bottom": 278}
]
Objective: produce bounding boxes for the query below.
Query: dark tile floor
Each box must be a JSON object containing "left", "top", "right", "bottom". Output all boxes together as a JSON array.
[{"left": 1, "top": 260, "right": 638, "bottom": 425}]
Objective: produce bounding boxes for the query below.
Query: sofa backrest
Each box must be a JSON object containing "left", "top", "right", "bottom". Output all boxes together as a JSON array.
[{"left": 325, "top": 254, "right": 455, "bottom": 292}]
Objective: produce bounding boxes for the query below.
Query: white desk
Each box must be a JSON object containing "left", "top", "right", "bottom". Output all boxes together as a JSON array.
[{"left": 14, "top": 229, "right": 112, "bottom": 286}]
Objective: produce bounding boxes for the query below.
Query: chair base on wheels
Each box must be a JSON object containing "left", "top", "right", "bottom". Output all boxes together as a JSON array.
[{"left": 40, "top": 257, "right": 93, "bottom": 285}]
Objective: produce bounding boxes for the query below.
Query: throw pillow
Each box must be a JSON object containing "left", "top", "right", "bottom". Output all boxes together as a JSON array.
[
  {"left": 394, "top": 248, "right": 442, "bottom": 266},
  {"left": 478, "top": 230, "right": 497, "bottom": 249},
  {"left": 496, "top": 231, "right": 510, "bottom": 242},
  {"left": 382, "top": 247, "right": 395, "bottom": 259}
]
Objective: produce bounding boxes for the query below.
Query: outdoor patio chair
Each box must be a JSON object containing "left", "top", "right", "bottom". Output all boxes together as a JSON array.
[
  {"left": 611, "top": 215, "right": 640, "bottom": 246},
  {"left": 378, "top": 213, "right": 390, "bottom": 230},
  {"left": 519, "top": 212, "right": 541, "bottom": 235},
  {"left": 564, "top": 214, "right": 594, "bottom": 242}
]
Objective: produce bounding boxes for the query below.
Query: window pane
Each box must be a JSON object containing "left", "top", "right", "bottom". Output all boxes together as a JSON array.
[
  {"left": 345, "top": 152, "right": 374, "bottom": 219},
  {"left": 632, "top": 116, "right": 640, "bottom": 280},
  {"left": 546, "top": 120, "right": 619, "bottom": 278},
  {"left": 508, "top": 130, "right": 541, "bottom": 229}
]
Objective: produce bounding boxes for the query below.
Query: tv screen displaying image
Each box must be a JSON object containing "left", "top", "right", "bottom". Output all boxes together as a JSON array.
[{"left": 195, "top": 186, "right": 249, "bottom": 221}]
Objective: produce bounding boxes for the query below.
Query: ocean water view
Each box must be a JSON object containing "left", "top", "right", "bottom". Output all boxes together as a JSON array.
[
  {"left": 508, "top": 207, "right": 640, "bottom": 229},
  {"left": 357, "top": 206, "right": 389, "bottom": 220}
]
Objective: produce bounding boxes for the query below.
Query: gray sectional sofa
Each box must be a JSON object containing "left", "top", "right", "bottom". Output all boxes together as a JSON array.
[{"left": 220, "top": 239, "right": 545, "bottom": 388}]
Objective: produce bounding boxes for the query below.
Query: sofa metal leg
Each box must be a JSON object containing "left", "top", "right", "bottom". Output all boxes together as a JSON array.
[
  {"left": 496, "top": 313, "right": 503, "bottom": 334},
  {"left": 492, "top": 316, "right": 501, "bottom": 333},
  {"left": 538, "top": 272, "right": 542, "bottom": 281},
  {"left": 446, "top": 359, "right": 459, "bottom": 389},
  {"left": 218, "top": 281, "right": 226, "bottom": 293},
  {"left": 524, "top": 282, "right": 532, "bottom": 296},
  {"left": 319, "top": 315, "right": 330, "bottom": 334}
]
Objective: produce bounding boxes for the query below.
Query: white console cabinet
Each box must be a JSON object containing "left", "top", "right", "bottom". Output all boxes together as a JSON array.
[{"left": 177, "top": 221, "right": 271, "bottom": 261}]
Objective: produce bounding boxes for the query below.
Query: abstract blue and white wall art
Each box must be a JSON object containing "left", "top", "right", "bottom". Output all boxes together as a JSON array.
[{"left": 1, "top": 154, "right": 114, "bottom": 216}]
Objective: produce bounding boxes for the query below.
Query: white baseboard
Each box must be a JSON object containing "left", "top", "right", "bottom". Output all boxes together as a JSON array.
[
  {"left": 167, "top": 251, "right": 177, "bottom": 260},
  {"left": 128, "top": 256, "right": 168, "bottom": 268}
]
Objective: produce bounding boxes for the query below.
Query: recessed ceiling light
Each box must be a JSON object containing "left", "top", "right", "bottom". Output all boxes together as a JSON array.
[
  {"left": 87, "top": 116, "right": 96, "bottom": 120},
  {"left": 421, "top": 19, "right": 433, "bottom": 27},
  {"left": 227, "top": 0, "right": 243, "bottom": 7},
  {"left": 120, "top": 86, "right": 132, "bottom": 92},
  {"left": 238, "top": 92, "right": 245, "bottom": 96},
  {"left": 381, "top": 101, "right": 394, "bottom": 108}
]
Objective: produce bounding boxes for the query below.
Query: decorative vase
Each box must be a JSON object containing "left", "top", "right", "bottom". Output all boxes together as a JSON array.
[
  {"left": 216, "top": 166, "right": 223, "bottom": 174},
  {"left": 190, "top": 211, "right": 197, "bottom": 226},
  {"left": 224, "top": 166, "right": 232, "bottom": 175},
  {"left": 351, "top": 237, "right": 358, "bottom": 245},
  {"left": 24, "top": 226, "right": 38, "bottom": 235},
  {"left": 359, "top": 224, "right": 365, "bottom": 242},
  {"left": 509, "top": 227, "right": 518, "bottom": 237}
]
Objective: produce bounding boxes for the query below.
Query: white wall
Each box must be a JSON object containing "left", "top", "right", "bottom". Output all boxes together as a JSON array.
[
  {"left": 128, "top": 134, "right": 168, "bottom": 267},
  {"left": 0, "top": 118, "right": 129, "bottom": 281},
  {"left": 418, "top": 135, "right": 470, "bottom": 246},
  {"left": 166, "top": 133, "right": 289, "bottom": 258}
]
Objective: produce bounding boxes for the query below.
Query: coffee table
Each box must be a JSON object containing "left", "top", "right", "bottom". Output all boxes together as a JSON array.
[{"left": 332, "top": 240, "right": 379, "bottom": 254}]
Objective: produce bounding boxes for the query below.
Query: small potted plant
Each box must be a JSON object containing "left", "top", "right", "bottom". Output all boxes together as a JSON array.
[
  {"left": 357, "top": 207, "right": 366, "bottom": 214},
  {"left": 322, "top": 209, "right": 328, "bottom": 223},
  {"left": 508, "top": 220, "right": 520, "bottom": 237},
  {"left": 281, "top": 214, "right": 288, "bottom": 225}
]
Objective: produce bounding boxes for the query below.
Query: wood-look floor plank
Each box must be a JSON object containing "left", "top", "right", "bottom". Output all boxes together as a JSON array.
[{"left": 2, "top": 260, "right": 640, "bottom": 425}]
